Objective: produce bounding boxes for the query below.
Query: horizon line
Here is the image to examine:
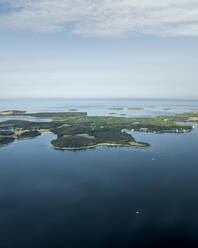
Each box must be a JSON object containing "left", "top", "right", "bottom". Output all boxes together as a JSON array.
[{"left": 0, "top": 97, "right": 198, "bottom": 101}]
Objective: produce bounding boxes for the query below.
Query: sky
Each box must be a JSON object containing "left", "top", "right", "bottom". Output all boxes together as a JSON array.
[{"left": 1, "top": 0, "right": 198, "bottom": 99}]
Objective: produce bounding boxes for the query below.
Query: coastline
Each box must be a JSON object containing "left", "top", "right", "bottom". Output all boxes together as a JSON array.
[
  {"left": 0, "top": 109, "right": 197, "bottom": 151},
  {"left": 0, "top": 140, "right": 15, "bottom": 147},
  {"left": 51, "top": 142, "right": 150, "bottom": 151}
]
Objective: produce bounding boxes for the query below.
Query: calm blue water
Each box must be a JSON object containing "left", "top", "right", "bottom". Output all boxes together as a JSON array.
[
  {"left": 0, "top": 98, "right": 198, "bottom": 117},
  {"left": 0, "top": 98, "right": 198, "bottom": 248}
]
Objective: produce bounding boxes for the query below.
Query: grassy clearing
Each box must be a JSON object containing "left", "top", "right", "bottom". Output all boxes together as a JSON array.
[{"left": 77, "top": 133, "right": 95, "bottom": 139}]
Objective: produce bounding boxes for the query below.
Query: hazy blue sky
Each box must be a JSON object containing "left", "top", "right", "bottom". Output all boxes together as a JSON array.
[{"left": 1, "top": 0, "right": 198, "bottom": 99}]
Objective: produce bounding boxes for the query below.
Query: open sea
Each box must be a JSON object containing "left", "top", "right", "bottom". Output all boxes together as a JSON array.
[{"left": 0, "top": 98, "right": 198, "bottom": 248}]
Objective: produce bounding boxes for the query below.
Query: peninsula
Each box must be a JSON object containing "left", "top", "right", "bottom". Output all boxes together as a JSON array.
[{"left": 0, "top": 110, "right": 197, "bottom": 150}]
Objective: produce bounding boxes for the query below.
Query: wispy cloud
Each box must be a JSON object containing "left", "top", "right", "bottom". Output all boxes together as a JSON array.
[{"left": 1, "top": 0, "right": 198, "bottom": 36}]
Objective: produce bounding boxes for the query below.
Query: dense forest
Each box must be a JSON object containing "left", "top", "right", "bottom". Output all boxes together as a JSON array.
[{"left": 0, "top": 110, "right": 197, "bottom": 149}]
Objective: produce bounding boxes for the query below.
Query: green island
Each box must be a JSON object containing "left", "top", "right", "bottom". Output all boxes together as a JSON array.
[
  {"left": 68, "top": 109, "right": 78, "bottom": 111},
  {"left": 163, "top": 108, "right": 171, "bottom": 111},
  {"left": 128, "top": 107, "right": 144, "bottom": 110},
  {"left": 0, "top": 110, "right": 197, "bottom": 150},
  {"left": 108, "top": 108, "right": 124, "bottom": 110}
]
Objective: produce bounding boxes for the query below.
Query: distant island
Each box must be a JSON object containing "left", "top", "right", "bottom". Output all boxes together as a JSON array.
[
  {"left": 163, "top": 108, "right": 171, "bottom": 111},
  {"left": 108, "top": 107, "right": 144, "bottom": 111},
  {"left": 68, "top": 109, "right": 78, "bottom": 111},
  {"left": 0, "top": 110, "right": 197, "bottom": 150},
  {"left": 108, "top": 107, "right": 124, "bottom": 110},
  {"left": 128, "top": 107, "right": 144, "bottom": 110}
]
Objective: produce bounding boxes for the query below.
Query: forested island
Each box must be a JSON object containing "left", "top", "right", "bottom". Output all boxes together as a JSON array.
[{"left": 0, "top": 110, "right": 197, "bottom": 150}]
